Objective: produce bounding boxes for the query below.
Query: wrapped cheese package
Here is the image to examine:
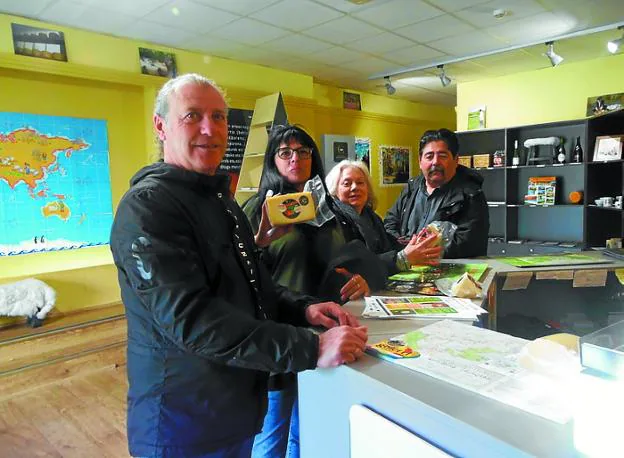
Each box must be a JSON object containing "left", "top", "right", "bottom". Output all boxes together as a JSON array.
[
  {"left": 423, "top": 223, "right": 443, "bottom": 246},
  {"left": 266, "top": 191, "right": 316, "bottom": 226},
  {"left": 450, "top": 272, "right": 482, "bottom": 298}
]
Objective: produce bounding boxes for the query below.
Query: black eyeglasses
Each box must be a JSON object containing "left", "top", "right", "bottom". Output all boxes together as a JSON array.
[{"left": 276, "top": 146, "right": 313, "bottom": 160}]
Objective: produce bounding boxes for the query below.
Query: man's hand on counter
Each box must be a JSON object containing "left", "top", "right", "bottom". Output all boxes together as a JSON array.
[
  {"left": 317, "top": 325, "right": 368, "bottom": 368},
  {"left": 306, "top": 301, "right": 361, "bottom": 328}
]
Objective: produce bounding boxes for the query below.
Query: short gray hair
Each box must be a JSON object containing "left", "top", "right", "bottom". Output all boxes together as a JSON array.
[
  {"left": 153, "top": 73, "right": 227, "bottom": 158},
  {"left": 325, "top": 160, "right": 377, "bottom": 210}
]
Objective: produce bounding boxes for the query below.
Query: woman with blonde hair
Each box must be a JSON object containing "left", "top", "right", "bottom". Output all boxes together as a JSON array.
[{"left": 326, "top": 160, "right": 442, "bottom": 273}]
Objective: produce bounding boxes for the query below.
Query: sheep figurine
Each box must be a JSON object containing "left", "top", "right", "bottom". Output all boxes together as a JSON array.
[{"left": 0, "top": 278, "right": 56, "bottom": 327}]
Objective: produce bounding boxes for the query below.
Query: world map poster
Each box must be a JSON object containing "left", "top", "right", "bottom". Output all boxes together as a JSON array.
[{"left": 0, "top": 112, "right": 113, "bottom": 256}]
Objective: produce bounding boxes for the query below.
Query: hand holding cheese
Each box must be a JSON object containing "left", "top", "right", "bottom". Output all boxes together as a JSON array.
[
  {"left": 266, "top": 191, "right": 316, "bottom": 226},
  {"left": 253, "top": 190, "right": 294, "bottom": 248},
  {"left": 402, "top": 231, "right": 443, "bottom": 266},
  {"left": 416, "top": 223, "right": 443, "bottom": 246}
]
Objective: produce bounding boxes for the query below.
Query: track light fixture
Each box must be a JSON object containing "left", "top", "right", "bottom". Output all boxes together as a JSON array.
[
  {"left": 544, "top": 41, "right": 564, "bottom": 67},
  {"left": 384, "top": 76, "right": 396, "bottom": 95},
  {"left": 437, "top": 65, "right": 451, "bottom": 87},
  {"left": 607, "top": 26, "right": 624, "bottom": 54},
  {"left": 368, "top": 20, "right": 624, "bottom": 82}
]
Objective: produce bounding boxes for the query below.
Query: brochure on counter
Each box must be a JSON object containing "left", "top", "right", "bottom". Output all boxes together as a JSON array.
[
  {"left": 385, "top": 262, "right": 489, "bottom": 296},
  {"left": 363, "top": 295, "right": 486, "bottom": 321},
  {"left": 496, "top": 252, "right": 612, "bottom": 268},
  {"left": 365, "top": 320, "right": 577, "bottom": 424}
]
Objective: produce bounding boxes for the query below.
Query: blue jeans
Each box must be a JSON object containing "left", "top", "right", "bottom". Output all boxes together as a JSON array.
[
  {"left": 133, "top": 436, "right": 253, "bottom": 458},
  {"left": 252, "top": 384, "right": 299, "bottom": 458}
]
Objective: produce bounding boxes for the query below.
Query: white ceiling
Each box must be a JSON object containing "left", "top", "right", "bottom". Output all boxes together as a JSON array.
[{"left": 1, "top": 0, "right": 623, "bottom": 106}]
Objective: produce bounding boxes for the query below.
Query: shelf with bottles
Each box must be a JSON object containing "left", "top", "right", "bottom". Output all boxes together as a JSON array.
[
  {"left": 505, "top": 162, "right": 584, "bottom": 170},
  {"left": 506, "top": 119, "right": 587, "bottom": 167}
]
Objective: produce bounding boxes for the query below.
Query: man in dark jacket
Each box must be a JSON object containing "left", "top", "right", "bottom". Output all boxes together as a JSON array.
[
  {"left": 110, "top": 73, "right": 367, "bottom": 458},
  {"left": 384, "top": 128, "right": 489, "bottom": 258}
]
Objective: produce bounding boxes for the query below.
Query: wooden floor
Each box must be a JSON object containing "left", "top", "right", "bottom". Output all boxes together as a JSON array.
[
  {"left": 0, "top": 303, "right": 125, "bottom": 343},
  {"left": 0, "top": 365, "right": 130, "bottom": 458}
]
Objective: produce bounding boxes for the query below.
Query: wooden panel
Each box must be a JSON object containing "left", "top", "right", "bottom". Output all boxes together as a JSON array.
[
  {"left": 250, "top": 93, "right": 280, "bottom": 126},
  {"left": 0, "top": 366, "right": 129, "bottom": 457},
  {"left": 0, "top": 317, "right": 127, "bottom": 373},
  {"left": 10, "top": 390, "right": 113, "bottom": 458},
  {"left": 0, "top": 399, "right": 62, "bottom": 457},
  {"left": 0, "top": 302, "right": 124, "bottom": 339},
  {"left": 0, "top": 344, "right": 126, "bottom": 402},
  {"left": 244, "top": 125, "right": 269, "bottom": 154},
  {"left": 45, "top": 384, "right": 128, "bottom": 457},
  {"left": 63, "top": 371, "right": 128, "bottom": 434}
]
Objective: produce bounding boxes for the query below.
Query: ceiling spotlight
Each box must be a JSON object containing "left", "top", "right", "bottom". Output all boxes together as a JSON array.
[
  {"left": 384, "top": 76, "right": 396, "bottom": 95},
  {"left": 437, "top": 65, "right": 451, "bottom": 87},
  {"left": 544, "top": 41, "right": 564, "bottom": 67},
  {"left": 607, "top": 26, "right": 624, "bottom": 54}
]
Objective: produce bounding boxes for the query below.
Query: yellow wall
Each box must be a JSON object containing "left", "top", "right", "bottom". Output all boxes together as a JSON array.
[
  {"left": 457, "top": 53, "right": 624, "bottom": 129},
  {"left": 0, "top": 12, "right": 453, "bottom": 324},
  {"left": 0, "top": 68, "right": 145, "bottom": 324},
  {"left": 311, "top": 84, "right": 455, "bottom": 213},
  {"left": 0, "top": 14, "right": 314, "bottom": 100}
]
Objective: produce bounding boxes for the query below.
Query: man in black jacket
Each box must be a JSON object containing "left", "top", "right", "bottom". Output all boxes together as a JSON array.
[
  {"left": 110, "top": 73, "right": 367, "bottom": 458},
  {"left": 384, "top": 128, "right": 489, "bottom": 259}
]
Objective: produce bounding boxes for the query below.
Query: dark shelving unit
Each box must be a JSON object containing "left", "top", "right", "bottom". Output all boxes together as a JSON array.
[{"left": 457, "top": 109, "right": 624, "bottom": 255}]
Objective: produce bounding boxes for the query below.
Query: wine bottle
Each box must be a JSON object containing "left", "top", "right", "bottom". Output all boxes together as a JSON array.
[
  {"left": 557, "top": 138, "right": 566, "bottom": 164},
  {"left": 512, "top": 140, "right": 520, "bottom": 166},
  {"left": 573, "top": 136, "right": 583, "bottom": 163}
]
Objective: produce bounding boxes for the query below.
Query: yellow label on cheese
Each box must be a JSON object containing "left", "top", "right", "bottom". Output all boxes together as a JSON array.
[{"left": 266, "top": 192, "right": 316, "bottom": 226}]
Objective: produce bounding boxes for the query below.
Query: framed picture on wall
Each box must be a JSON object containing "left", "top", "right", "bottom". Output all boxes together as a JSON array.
[
  {"left": 355, "top": 137, "right": 371, "bottom": 172},
  {"left": 343, "top": 91, "right": 362, "bottom": 111},
  {"left": 379, "top": 145, "right": 411, "bottom": 186},
  {"left": 333, "top": 141, "right": 349, "bottom": 162},
  {"left": 11, "top": 23, "right": 67, "bottom": 62},
  {"left": 586, "top": 93, "right": 624, "bottom": 117},
  {"left": 139, "top": 47, "right": 177, "bottom": 78},
  {"left": 593, "top": 135, "right": 624, "bottom": 162}
]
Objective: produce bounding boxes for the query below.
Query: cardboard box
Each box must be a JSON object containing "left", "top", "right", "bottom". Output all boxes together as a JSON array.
[
  {"left": 473, "top": 153, "right": 490, "bottom": 168},
  {"left": 458, "top": 155, "right": 472, "bottom": 167}
]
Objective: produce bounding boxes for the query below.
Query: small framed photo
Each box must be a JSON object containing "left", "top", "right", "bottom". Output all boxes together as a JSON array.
[
  {"left": 343, "top": 91, "right": 361, "bottom": 110},
  {"left": 593, "top": 135, "right": 624, "bottom": 162},
  {"left": 139, "top": 47, "right": 177, "bottom": 78},
  {"left": 12, "top": 23, "right": 67, "bottom": 61},
  {"left": 379, "top": 145, "right": 411, "bottom": 186}
]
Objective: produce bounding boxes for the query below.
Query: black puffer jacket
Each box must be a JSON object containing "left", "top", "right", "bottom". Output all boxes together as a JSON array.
[
  {"left": 110, "top": 163, "right": 319, "bottom": 458},
  {"left": 383, "top": 165, "right": 489, "bottom": 258}
]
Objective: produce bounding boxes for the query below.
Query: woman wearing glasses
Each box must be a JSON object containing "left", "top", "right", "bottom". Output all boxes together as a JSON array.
[{"left": 242, "top": 124, "right": 376, "bottom": 458}]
